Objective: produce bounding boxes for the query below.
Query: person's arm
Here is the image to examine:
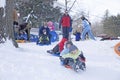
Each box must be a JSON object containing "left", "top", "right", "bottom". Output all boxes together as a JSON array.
[
  {"left": 70, "top": 16, "right": 72, "bottom": 27},
  {"left": 60, "top": 48, "right": 69, "bottom": 56},
  {"left": 59, "top": 16, "right": 63, "bottom": 29},
  {"left": 39, "top": 27, "right": 43, "bottom": 37}
]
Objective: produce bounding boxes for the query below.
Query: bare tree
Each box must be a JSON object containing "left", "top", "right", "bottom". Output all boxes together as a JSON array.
[
  {"left": 5, "top": 0, "right": 18, "bottom": 47},
  {"left": 0, "top": 7, "right": 6, "bottom": 41}
]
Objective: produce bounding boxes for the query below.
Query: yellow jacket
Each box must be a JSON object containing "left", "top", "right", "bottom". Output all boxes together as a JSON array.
[{"left": 62, "top": 50, "right": 81, "bottom": 61}]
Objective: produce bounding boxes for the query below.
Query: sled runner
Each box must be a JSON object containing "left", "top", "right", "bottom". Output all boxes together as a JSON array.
[
  {"left": 16, "top": 40, "right": 26, "bottom": 43},
  {"left": 114, "top": 42, "right": 120, "bottom": 56}
]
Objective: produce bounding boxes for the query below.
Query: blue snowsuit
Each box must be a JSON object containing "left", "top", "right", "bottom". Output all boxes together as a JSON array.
[{"left": 81, "top": 20, "right": 95, "bottom": 40}]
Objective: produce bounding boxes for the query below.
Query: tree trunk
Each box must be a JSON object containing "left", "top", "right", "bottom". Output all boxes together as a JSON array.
[
  {"left": 5, "top": 0, "right": 18, "bottom": 48},
  {"left": 0, "top": 7, "right": 6, "bottom": 41}
]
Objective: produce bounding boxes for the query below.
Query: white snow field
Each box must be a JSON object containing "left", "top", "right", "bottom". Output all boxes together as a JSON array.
[{"left": 0, "top": 37, "right": 120, "bottom": 80}]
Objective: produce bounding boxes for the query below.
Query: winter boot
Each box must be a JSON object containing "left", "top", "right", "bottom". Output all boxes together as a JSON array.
[{"left": 47, "top": 50, "right": 54, "bottom": 54}]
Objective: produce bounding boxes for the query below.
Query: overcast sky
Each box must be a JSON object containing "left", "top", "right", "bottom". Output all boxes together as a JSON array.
[
  {"left": 1, "top": 0, "right": 120, "bottom": 22},
  {"left": 57, "top": 0, "right": 120, "bottom": 22},
  {"left": 0, "top": 0, "right": 5, "bottom": 7}
]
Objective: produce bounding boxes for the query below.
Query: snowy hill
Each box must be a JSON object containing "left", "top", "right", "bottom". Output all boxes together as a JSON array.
[{"left": 0, "top": 38, "right": 120, "bottom": 80}]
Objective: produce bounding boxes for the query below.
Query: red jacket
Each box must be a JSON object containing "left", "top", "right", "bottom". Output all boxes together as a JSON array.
[{"left": 60, "top": 14, "right": 71, "bottom": 27}]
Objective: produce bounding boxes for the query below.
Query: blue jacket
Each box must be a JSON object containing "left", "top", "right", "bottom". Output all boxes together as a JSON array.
[
  {"left": 60, "top": 48, "right": 69, "bottom": 56},
  {"left": 82, "top": 20, "right": 91, "bottom": 30},
  {"left": 39, "top": 26, "right": 50, "bottom": 36}
]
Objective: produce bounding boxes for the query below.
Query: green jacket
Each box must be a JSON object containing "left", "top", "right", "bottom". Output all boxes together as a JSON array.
[{"left": 62, "top": 50, "right": 81, "bottom": 60}]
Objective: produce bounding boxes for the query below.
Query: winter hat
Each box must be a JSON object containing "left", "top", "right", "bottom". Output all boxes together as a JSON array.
[
  {"left": 65, "top": 41, "right": 73, "bottom": 47},
  {"left": 69, "top": 45, "right": 78, "bottom": 53},
  {"left": 81, "top": 15, "right": 86, "bottom": 20}
]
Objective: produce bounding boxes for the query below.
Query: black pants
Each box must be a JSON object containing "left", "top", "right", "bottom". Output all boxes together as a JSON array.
[
  {"left": 63, "top": 58, "right": 74, "bottom": 66},
  {"left": 25, "top": 29, "right": 30, "bottom": 41},
  {"left": 52, "top": 44, "right": 59, "bottom": 53},
  {"left": 62, "top": 27, "right": 70, "bottom": 40}
]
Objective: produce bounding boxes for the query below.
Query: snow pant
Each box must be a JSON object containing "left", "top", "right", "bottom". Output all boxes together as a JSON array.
[
  {"left": 62, "top": 58, "right": 74, "bottom": 66},
  {"left": 62, "top": 27, "right": 70, "bottom": 40},
  {"left": 52, "top": 38, "right": 67, "bottom": 53},
  {"left": 24, "top": 29, "right": 30, "bottom": 41},
  {"left": 52, "top": 44, "right": 59, "bottom": 53},
  {"left": 81, "top": 28, "right": 95, "bottom": 40},
  {"left": 58, "top": 38, "right": 68, "bottom": 52}
]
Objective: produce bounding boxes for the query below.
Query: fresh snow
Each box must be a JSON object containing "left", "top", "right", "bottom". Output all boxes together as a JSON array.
[{"left": 0, "top": 37, "right": 120, "bottom": 80}]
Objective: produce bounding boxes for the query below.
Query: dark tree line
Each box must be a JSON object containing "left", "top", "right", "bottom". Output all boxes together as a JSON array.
[
  {"left": 0, "top": 0, "right": 62, "bottom": 47},
  {"left": 102, "top": 10, "right": 120, "bottom": 37},
  {"left": 15, "top": 0, "right": 62, "bottom": 27}
]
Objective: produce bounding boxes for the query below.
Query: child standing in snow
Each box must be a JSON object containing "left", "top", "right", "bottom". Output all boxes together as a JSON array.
[
  {"left": 81, "top": 16, "right": 96, "bottom": 40},
  {"left": 60, "top": 45, "right": 86, "bottom": 72}
]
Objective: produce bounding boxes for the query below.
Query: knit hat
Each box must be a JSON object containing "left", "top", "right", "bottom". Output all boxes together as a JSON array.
[
  {"left": 81, "top": 15, "right": 86, "bottom": 20},
  {"left": 65, "top": 41, "right": 73, "bottom": 47},
  {"left": 69, "top": 45, "right": 78, "bottom": 52}
]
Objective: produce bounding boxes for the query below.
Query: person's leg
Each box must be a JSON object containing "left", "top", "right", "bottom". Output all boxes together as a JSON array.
[
  {"left": 63, "top": 58, "right": 74, "bottom": 66},
  {"left": 52, "top": 44, "right": 59, "bottom": 53},
  {"left": 25, "top": 29, "right": 30, "bottom": 41},
  {"left": 62, "top": 27, "right": 69, "bottom": 40},
  {"left": 75, "top": 60, "right": 86, "bottom": 71},
  {"left": 88, "top": 30, "right": 96, "bottom": 40},
  {"left": 66, "top": 27, "right": 70, "bottom": 40},
  {"left": 81, "top": 29, "right": 88, "bottom": 40},
  {"left": 47, "top": 44, "right": 59, "bottom": 54},
  {"left": 58, "top": 38, "right": 67, "bottom": 52},
  {"left": 62, "top": 27, "right": 66, "bottom": 38}
]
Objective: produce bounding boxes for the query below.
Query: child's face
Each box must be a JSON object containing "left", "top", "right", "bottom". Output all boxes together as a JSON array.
[
  {"left": 43, "top": 31, "right": 46, "bottom": 34},
  {"left": 71, "top": 49, "right": 77, "bottom": 54},
  {"left": 66, "top": 44, "right": 71, "bottom": 48}
]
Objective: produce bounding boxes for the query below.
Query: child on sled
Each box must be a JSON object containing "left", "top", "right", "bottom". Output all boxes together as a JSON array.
[
  {"left": 60, "top": 45, "right": 86, "bottom": 72},
  {"left": 37, "top": 29, "right": 50, "bottom": 45},
  {"left": 47, "top": 40, "right": 73, "bottom": 56}
]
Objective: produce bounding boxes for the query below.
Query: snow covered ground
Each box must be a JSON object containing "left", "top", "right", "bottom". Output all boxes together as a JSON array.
[{"left": 0, "top": 36, "right": 120, "bottom": 80}]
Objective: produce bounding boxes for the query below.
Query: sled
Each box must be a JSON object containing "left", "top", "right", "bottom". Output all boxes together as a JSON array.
[
  {"left": 50, "top": 31, "right": 58, "bottom": 42},
  {"left": 64, "top": 63, "right": 86, "bottom": 72},
  {"left": 65, "top": 65, "right": 72, "bottom": 69},
  {"left": 16, "top": 40, "right": 26, "bottom": 43},
  {"left": 52, "top": 52, "right": 60, "bottom": 57},
  {"left": 47, "top": 50, "right": 60, "bottom": 57},
  {"left": 114, "top": 42, "right": 120, "bottom": 56}
]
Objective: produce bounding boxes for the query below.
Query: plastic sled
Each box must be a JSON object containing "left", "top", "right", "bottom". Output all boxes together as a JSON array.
[
  {"left": 52, "top": 52, "right": 60, "bottom": 57},
  {"left": 114, "top": 42, "right": 120, "bottom": 56},
  {"left": 65, "top": 65, "right": 72, "bottom": 69},
  {"left": 30, "top": 34, "right": 38, "bottom": 42},
  {"left": 50, "top": 31, "right": 58, "bottom": 42},
  {"left": 16, "top": 40, "right": 26, "bottom": 43}
]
